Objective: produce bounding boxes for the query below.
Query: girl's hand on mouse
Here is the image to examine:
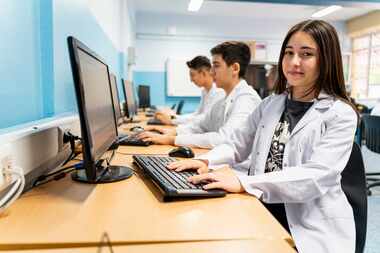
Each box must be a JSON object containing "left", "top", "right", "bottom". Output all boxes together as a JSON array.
[{"left": 167, "top": 159, "right": 209, "bottom": 174}]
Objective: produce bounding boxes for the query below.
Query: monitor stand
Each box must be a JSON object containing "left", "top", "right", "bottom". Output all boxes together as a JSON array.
[
  {"left": 127, "top": 117, "right": 140, "bottom": 123},
  {"left": 71, "top": 165, "right": 133, "bottom": 183}
]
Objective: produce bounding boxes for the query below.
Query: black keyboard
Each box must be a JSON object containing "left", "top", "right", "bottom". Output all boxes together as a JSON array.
[
  {"left": 117, "top": 134, "right": 152, "bottom": 146},
  {"left": 133, "top": 155, "right": 226, "bottom": 200},
  {"left": 147, "top": 118, "right": 164, "bottom": 125},
  {"left": 145, "top": 111, "right": 155, "bottom": 117}
]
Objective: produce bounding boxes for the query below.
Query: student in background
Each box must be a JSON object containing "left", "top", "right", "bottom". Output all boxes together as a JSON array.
[
  {"left": 153, "top": 56, "right": 224, "bottom": 126},
  {"left": 138, "top": 41, "right": 262, "bottom": 149},
  {"left": 169, "top": 20, "right": 358, "bottom": 253}
]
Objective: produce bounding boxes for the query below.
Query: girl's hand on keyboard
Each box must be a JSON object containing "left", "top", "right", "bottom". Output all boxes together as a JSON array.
[
  {"left": 167, "top": 159, "right": 209, "bottom": 174},
  {"left": 188, "top": 167, "right": 244, "bottom": 193},
  {"left": 137, "top": 131, "right": 175, "bottom": 145}
]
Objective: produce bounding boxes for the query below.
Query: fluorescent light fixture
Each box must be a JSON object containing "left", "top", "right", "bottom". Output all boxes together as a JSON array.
[
  {"left": 311, "top": 5, "right": 342, "bottom": 18},
  {"left": 188, "top": 0, "right": 204, "bottom": 12}
]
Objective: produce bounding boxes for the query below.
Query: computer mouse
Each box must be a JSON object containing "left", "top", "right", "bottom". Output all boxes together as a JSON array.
[
  {"left": 130, "top": 126, "right": 144, "bottom": 132},
  {"left": 168, "top": 146, "right": 195, "bottom": 158}
]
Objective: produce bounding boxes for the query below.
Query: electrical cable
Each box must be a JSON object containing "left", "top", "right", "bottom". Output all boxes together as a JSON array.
[
  {"left": 0, "top": 166, "right": 25, "bottom": 213},
  {"left": 32, "top": 162, "right": 83, "bottom": 187}
]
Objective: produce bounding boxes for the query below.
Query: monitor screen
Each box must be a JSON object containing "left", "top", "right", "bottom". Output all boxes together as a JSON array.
[
  {"left": 76, "top": 48, "right": 116, "bottom": 161},
  {"left": 138, "top": 85, "right": 151, "bottom": 109},
  {"left": 109, "top": 73, "right": 123, "bottom": 126},
  {"left": 68, "top": 36, "right": 131, "bottom": 183},
  {"left": 122, "top": 79, "right": 137, "bottom": 119}
]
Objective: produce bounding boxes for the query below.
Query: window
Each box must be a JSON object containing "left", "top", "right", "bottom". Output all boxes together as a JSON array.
[{"left": 351, "top": 32, "right": 380, "bottom": 99}]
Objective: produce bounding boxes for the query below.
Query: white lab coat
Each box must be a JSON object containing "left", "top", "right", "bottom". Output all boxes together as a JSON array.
[
  {"left": 173, "top": 83, "right": 225, "bottom": 125},
  {"left": 199, "top": 92, "right": 357, "bottom": 253},
  {"left": 175, "top": 79, "right": 262, "bottom": 148}
]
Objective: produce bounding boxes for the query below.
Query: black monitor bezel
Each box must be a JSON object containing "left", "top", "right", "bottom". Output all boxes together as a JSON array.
[
  {"left": 109, "top": 73, "right": 123, "bottom": 127},
  {"left": 138, "top": 85, "right": 151, "bottom": 109},
  {"left": 67, "top": 36, "right": 118, "bottom": 182},
  {"left": 121, "top": 78, "right": 137, "bottom": 119}
]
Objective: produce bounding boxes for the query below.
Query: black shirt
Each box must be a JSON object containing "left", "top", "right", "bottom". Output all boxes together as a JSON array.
[
  {"left": 265, "top": 97, "right": 313, "bottom": 173},
  {"left": 263, "top": 97, "right": 313, "bottom": 232}
]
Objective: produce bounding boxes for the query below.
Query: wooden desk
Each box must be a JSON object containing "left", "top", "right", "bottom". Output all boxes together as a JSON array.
[
  {"left": 117, "top": 144, "right": 209, "bottom": 156},
  {"left": 118, "top": 116, "right": 208, "bottom": 156},
  {"left": 0, "top": 239, "right": 296, "bottom": 252},
  {"left": 0, "top": 153, "right": 293, "bottom": 250}
]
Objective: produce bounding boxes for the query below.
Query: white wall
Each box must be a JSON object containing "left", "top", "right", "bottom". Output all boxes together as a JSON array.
[
  {"left": 134, "top": 12, "right": 349, "bottom": 71},
  {"left": 88, "top": 0, "right": 136, "bottom": 53}
]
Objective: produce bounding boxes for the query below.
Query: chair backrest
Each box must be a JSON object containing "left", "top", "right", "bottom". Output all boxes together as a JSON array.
[
  {"left": 362, "top": 114, "right": 380, "bottom": 153},
  {"left": 341, "top": 142, "right": 368, "bottom": 253},
  {"left": 176, "top": 100, "right": 185, "bottom": 115}
]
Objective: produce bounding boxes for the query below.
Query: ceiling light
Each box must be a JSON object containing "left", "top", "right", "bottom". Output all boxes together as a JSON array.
[
  {"left": 311, "top": 5, "right": 342, "bottom": 18},
  {"left": 188, "top": 0, "right": 204, "bottom": 12}
]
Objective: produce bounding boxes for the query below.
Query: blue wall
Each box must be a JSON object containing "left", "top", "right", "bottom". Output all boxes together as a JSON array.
[
  {"left": 133, "top": 71, "right": 200, "bottom": 114},
  {"left": 0, "top": 1, "right": 43, "bottom": 128},
  {"left": 0, "top": 0, "right": 128, "bottom": 129}
]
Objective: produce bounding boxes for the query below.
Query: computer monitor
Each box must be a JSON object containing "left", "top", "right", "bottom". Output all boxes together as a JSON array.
[
  {"left": 121, "top": 78, "right": 138, "bottom": 121},
  {"left": 67, "top": 36, "right": 132, "bottom": 183},
  {"left": 109, "top": 73, "right": 123, "bottom": 126},
  {"left": 138, "top": 85, "right": 151, "bottom": 109}
]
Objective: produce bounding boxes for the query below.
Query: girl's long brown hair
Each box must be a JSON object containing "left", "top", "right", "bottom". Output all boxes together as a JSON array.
[{"left": 274, "top": 20, "right": 352, "bottom": 107}]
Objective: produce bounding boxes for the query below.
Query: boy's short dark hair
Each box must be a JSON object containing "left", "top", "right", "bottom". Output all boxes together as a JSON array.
[
  {"left": 186, "top": 56, "right": 211, "bottom": 71},
  {"left": 210, "top": 41, "right": 251, "bottom": 78}
]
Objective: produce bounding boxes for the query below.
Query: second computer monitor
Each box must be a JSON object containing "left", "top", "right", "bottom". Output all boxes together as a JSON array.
[
  {"left": 109, "top": 73, "right": 123, "bottom": 126},
  {"left": 138, "top": 85, "right": 151, "bottom": 109},
  {"left": 121, "top": 79, "right": 137, "bottom": 120}
]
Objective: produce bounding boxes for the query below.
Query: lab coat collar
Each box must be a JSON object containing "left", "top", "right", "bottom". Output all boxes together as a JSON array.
[
  {"left": 205, "top": 83, "right": 217, "bottom": 94},
  {"left": 224, "top": 79, "right": 247, "bottom": 103},
  {"left": 314, "top": 91, "right": 335, "bottom": 109},
  {"left": 289, "top": 90, "right": 334, "bottom": 138}
]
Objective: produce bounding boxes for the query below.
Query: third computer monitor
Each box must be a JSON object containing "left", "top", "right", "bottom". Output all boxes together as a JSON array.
[{"left": 121, "top": 79, "right": 137, "bottom": 120}]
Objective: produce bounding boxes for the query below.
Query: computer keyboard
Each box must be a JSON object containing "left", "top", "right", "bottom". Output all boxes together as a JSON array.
[
  {"left": 147, "top": 118, "right": 164, "bottom": 125},
  {"left": 145, "top": 111, "right": 155, "bottom": 117},
  {"left": 117, "top": 133, "right": 152, "bottom": 146},
  {"left": 133, "top": 155, "right": 226, "bottom": 200}
]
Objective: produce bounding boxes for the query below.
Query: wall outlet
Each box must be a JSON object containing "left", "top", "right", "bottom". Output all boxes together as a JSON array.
[
  {"left": 0, "top": 145, "right": 13, "bottom": 190},
  {"left": 0, "top": 155, "right": 13, "bottom": 192}
]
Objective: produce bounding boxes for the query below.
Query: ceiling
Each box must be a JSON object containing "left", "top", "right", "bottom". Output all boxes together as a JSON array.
[{"left": 131, "top": 0, "right": 378, "bottom": 21}]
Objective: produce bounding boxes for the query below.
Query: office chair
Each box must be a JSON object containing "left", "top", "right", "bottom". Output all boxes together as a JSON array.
[
  {"left": 361, "top": 115, "right": 380, "bottom": 195},
  {"left": 341, "top": 142, "right": 367, "bottom": 253},
  {"left": 176, "top": 100, "right": 185, "bottom": 115}
]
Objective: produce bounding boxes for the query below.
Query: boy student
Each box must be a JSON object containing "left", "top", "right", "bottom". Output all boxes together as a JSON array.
[
  {"left": 138, "top": 41, "right": 262, "bottom": 149},
  {"left": 153, "top": 56, "right": 225, "bottom": 126}
]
